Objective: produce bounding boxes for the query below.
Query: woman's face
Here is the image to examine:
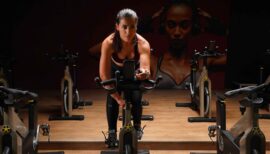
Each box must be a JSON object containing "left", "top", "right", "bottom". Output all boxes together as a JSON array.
[
  {"left": 116, "top": 17, "right": 137, "bottom": 43},
  {"left": 165, "top": 4, "right": 193, "bottom": 40}
]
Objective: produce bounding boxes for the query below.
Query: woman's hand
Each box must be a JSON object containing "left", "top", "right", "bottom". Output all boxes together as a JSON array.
[
  {"left": 135, "top": 68, "right": 150, "bottom": 80},
  {"left": 104, "top": 84, "right": 125, "bottom": 108},
  {"left": 111, "top": 92, "right": 125, "bottom": 108},
  {"left": 115, "top": 97, "right": 125, "bottom": 108}
]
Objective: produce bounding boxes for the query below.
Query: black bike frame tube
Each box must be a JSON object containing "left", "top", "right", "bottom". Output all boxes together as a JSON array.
[
  {"left": 191, "top": 58, "right": 197, "bottom": 92},
  {"left": 28, "top": 101, "right": 38, "bottom": 131},
  {"left": 217, "top": 98, "right": 226, "bottom": 130},
  {"left": 72, "top": 64, "right": 77, "bottom": 88}
]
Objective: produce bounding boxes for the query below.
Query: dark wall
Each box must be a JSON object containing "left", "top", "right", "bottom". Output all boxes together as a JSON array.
[
  {"left": 4, "top": 0, "right": 230, "bottom": 90},
  {"left": 226, "top": 1, "right": 270, "bottom": 88}
]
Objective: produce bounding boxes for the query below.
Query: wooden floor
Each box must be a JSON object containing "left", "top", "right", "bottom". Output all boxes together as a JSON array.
[
  {"left": 39, "top": 150, "right": 270, "bottom": 154},
  {"left": 26, "top": 89, "right": 270, "bottom": 153}
]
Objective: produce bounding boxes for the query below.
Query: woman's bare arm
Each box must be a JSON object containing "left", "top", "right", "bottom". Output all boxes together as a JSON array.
[
  {"left": 99, "top": 36, "right": 125, "bottom": 108},
  {"left": 136, "top": 36, "right": 151, "bottom": 80}
]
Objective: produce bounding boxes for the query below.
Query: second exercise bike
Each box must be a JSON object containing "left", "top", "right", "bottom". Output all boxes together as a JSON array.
[
  {"left": 0, "top": 86, "right": 59, "bottom": 154},
  {"left": 208, "top": 82, "right": 270, "bottom": 154},
  {"left": 47, "top": 49, "right": 92, "bottom": 121},
  {"left": 176, "top": 40, "right": 224, "bottom": 122}
]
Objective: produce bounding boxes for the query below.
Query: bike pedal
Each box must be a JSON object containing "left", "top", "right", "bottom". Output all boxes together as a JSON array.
[
  {"left": 141, "top": 99, "right": 149, "bottom": 106},
  {"left": 105, "top": 140, "right": 119, "bottom": 148}
]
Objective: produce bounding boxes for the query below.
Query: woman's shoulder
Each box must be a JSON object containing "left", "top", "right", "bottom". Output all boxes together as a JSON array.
[
  {"left": 102, "top": 33, "right": 114, "bottom": 46},
  {"left": 136, "top": 33, "right": 150, "bottom": 50},
  {"left": 101, "top": 33, "right": 115, "bottom": 53}
]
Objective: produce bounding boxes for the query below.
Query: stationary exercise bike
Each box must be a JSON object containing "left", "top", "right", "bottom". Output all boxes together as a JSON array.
[
  {"left": 0, "top": 86, "right": 58, "bottom": 154},
  {"left": 47, "top": 49, "right": 92, "bottom": 121},
  {"left": 208, "top": 82, "right": 270, "bottom": 154},
  {"left": 176, "top": 40, "right": 224, "bottom": 122},
  {"left": 95, "top": 60, "right": 161, "bottom": 154}
]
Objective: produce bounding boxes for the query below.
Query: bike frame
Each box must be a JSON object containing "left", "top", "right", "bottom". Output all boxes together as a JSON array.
[
  {"left": 1, "top": 100, "right": 38, "bottom": 154},
  {"left": 178, "top": 49, "right": 215, "bottom": 122},
  {"left": 61, "top": 66, "right": 73, "bottom": 116},
  {"left": 214, "top": 92, "right": 266, "bottom": 154},
  {"left": 197, "top": 66, "right": 212, "bottom": 118},
  {"left": 119, "top": 93, "right": 138, "bottom": 154}
]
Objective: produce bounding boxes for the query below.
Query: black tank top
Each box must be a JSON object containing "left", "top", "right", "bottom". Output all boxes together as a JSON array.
[{"left": 112, "top": 42, "right": 140, "bottom": 64}]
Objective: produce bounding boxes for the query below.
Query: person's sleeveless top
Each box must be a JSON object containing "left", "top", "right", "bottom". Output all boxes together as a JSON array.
[
  {"left": 155, "top": 56, "right": 191, "bottom": 89},
  {"left": 112, "top": 45, "right": 139, "bottom": 64}
]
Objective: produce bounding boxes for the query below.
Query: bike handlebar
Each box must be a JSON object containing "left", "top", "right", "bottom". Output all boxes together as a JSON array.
[
  {"left": 46, "top": 51, "right": 79, "bottom": 64},
  {"left": 95, "top": 73, "right": 162, "bottom": 93},
  {"left": 94, "top": 71, "right": 120, "bottom": 93},
  {"left": 0, "top": 86, "right": 38, "bottom": 99},
  {"left": 194, "top": 51, "right": 225, "bottom": 59},
  {"left": 141, "top": 76, "right": 162, "bottom": 90},
  {"left": 224, "top": 82, "right": 269, "bottom": 97}
]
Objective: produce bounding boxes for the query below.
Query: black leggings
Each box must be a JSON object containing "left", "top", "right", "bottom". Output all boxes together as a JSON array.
[{"left": 106, "top": 90, "right": 142, "bottom": 131}]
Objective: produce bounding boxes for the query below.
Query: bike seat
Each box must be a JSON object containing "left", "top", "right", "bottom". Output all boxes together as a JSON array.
[
  {"left": 201, "top": 51, "right": 225, "bottom": 58},
  {"left": 0, "top": 86, "right": 38, "bottom": 107},
  {"left": 48, "top": 50, "right": 79, "bottom": 65}
]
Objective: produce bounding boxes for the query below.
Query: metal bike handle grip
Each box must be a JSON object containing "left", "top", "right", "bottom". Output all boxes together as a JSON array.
[
  {"left": 94, "top": 77, "right": 116, "bottom": 86},
  {"left": 224, "top": 86, "right": 256, "bottom": 97},
  {"left": 0, "top": 86, "right": 38, "bottom": 98},
  {"left": 224, "top": 83, "right": 269, "bottom": 97}
]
